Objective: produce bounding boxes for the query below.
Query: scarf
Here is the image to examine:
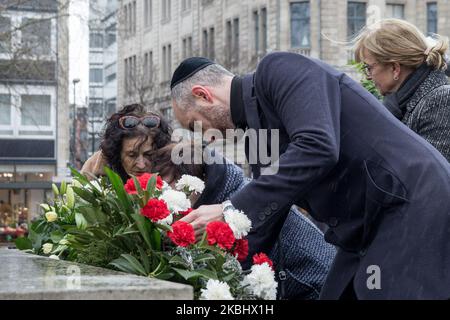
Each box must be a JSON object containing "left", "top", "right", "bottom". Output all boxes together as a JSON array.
[{"left": 383, "top": 63, "right": 432, "bottom": 119}]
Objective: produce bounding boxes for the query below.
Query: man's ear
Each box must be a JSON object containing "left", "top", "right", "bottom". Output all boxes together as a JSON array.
[{"left": 192, "top": 85, "right": 213, "bottom": 103}]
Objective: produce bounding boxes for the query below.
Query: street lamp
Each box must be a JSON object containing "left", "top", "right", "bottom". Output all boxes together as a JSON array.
[{"left": 71, "top": 79, "right": 80, "bottom": 167}]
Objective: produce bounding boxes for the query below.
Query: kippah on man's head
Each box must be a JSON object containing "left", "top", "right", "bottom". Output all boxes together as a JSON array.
[{"left": 170, "top": 57, "right": 215, "bottom": 89}]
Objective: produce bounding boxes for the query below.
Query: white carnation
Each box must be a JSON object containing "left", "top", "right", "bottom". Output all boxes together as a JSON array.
[
  {"left": 159, "top": 189, "right": 191, "bottom": 213},
  {"left": 223, "top": 209, "right": 252, "bottom": 239},
  {"left": 200, "top": 280, "right": 234, "bottom": 300},
  {"left": 156, "top": 212, "right": 173, "bottom": 226},
  {"left": 175, "top": 175, "right": 205, "bottom": 194},
  {"left": 241, "top": 263, "right": 277, "bottom": 300}
]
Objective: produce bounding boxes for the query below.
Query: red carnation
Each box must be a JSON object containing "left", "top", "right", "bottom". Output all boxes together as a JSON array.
[
  {"left": 167, "top": 221, "right": 196, "bottom": 247},
  {"left": 206, "top": 221, "right": 236, "bottom": 250},
  {"left": 252, "top": 253, "right": 274, "bottom": 269},
  {"left": 125, "top": 173, "right": 163, "bottom": 194},
  {"left": 233, "top": 239, "right": 249, "bottom": 262},
  {"left": 179, "top": 208, "right": 193, "bottom": 217},
  {"left": 141, "top": 198, "right": 170, "bottom": 222}
]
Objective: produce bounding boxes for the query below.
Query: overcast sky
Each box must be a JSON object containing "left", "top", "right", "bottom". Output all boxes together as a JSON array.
[{"left": 68, "top": 0, "right": 89, "bottom": 106}]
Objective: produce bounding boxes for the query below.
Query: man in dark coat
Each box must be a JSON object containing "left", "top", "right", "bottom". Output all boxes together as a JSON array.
[{"left": 170, "top": 53, "right": 450, "bottom": 299}]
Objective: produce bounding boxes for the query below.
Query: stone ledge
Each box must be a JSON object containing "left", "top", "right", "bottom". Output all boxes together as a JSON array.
[{"left": 0, "top": 248, "right": 193, "bottom": 300}]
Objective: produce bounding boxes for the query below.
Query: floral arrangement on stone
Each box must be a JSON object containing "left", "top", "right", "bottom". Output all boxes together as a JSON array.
[{"left": 15, "top": 168, "right": 277, "bottom": 300}]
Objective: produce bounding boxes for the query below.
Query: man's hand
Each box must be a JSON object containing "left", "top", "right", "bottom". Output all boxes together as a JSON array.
[{"left": 180, "top": 204, "right": 224, "bottom": 240}]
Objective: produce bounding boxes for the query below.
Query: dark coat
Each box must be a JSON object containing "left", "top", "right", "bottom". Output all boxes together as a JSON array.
[
  {"left": 401, "top": 70, "right": 450, "bottom": 162},
  {"left": 230, "top": 52, "right": 450, "bottom": 299},
  {"left": 194, "top": 151, "right": 336, "bottom": 300}
]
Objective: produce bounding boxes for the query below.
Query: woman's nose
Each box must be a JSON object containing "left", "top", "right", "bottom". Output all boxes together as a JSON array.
[{"left": 135, "top": 156, "right": 147, "bottom": 169}]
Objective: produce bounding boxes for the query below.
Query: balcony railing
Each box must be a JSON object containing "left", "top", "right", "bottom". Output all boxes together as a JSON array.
[{"left": 288, "top": 47, "right": 311, "bottom": 56}]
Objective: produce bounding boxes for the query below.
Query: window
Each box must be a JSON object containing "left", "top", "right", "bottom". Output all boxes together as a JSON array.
[
  {"left": 89, "top": 32, "right": 103, "bottom": 48},
  {"left": 386, "top": 3, "right": 404, "bottom": 19},
  {"left": 144, "top": 0, "right": 152, "bottom": 28},
  {"left": 105, "top": 62, "right": 116, "bottom": 83},
  {"left": 202, "top": 29, "right": 208, "bottom": 57},
  {"left": 123, "top": 5, "right": 128, "bottom": 35},
  {"left": 182, "top": 0, "right": 191, "bottom": 12},
  {"left": 89, "top": 99, "right": 103, "bottom": 118},
  {"left": 0, "top": 94, "right": 11, "bottom": 125},
  {"left": 105, "top": 24, "right": 116, "bottom": 47},
  {"left": 233, "top": 18, "right": 239, "bottom": 65},
  {"left": 105, "top": 99, "right": 116, "bottom": 117},
  {"left": 347, "top": 2, "right": 366, "bottom": 39},
  {"left": 182, "top": 36, "right": 193, "bottom": 59},
  {"left": 143, "top": 51, "right": 153, "bottom": 82},
  {"left": 162, "top": 45, "right": 172, "bottom": 82},
  {"left": 225, "top": 20, "right": 232, "bottom": 65},
  {"left": 253, "top": 11, "right": 259, "bottom": 54},
  {"left": 21, "top": 18, "right": 51, "bottom": 56},
  {"left": 124, "top": 55, "right": 136, "bottom": 93},
  {"left": 89, "top": 68, "right": 103, "bottom": 83},
  {"left": 261, "top": 8, "right": 267, "bottom": 53},
  {"left": 21, "top": 95, "right": 51, "bottom": 126},
  {"left": 427, "top": 2, "right": 438, "bottom": 35},
  {"left": 290, "top": 2, "right": 310, "bottom": 48},
  {"left": 209, "top": 27, "right": 215, "bottom": 60},
  {"left": 0, "top": 16, "right": 11, "bottom": 53},
  {"left": 162, "top": 0, "right": 171, "bottom": 22},
  {"left": 125, "top": 1, "right": 136, "bottom": 36}
]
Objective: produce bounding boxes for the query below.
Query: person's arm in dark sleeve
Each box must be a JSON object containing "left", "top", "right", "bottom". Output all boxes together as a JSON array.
[{"left": 231, "top": 52, "right": 341, "bottom": 234}]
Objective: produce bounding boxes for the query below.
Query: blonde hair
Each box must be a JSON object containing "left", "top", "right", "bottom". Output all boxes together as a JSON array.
[{"left": 353, "top": 19, "right": 448, "bottom": 71}]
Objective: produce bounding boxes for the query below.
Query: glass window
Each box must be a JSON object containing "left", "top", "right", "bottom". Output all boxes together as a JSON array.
[
  {"left": 386, "top": 4, "right": 405, "bottom": 19},
  {"left": 347, "top": 2, "right": 366, "bottom": 39},
  {"left": 90, "top": 68, "right": 103, "bottom": 83},
  {"left": 233, "top": 18, "right": 239, "bottom": 64},
  {"left": 21, "top": 95, "right": 51, "bottom": 126},
  {"left": 0, "top": 16, "right": 11, "bottom": 53},
  {"left": 89, "top": 32, "right": 103, "bottom": 48},
  {"left": 253, "top": 11, "right": 259, "bottom": 54},
  {"left": 0, "top": 94, "right": 11, "bottom": 125},
  {"left": 427, "top": 2, "right": 438, "bottom": 35},
  {"left": 290, "top": 2, "right": 311, "bottom": 48},
  {"left": 21, "top": 18, "right": 51, "bottom": 56},
  {"left": 261, "top": 8, "right": 267, "bottom": 52},
  {"left": 89, "top": 99, "right": 103, "bottom": 118}
]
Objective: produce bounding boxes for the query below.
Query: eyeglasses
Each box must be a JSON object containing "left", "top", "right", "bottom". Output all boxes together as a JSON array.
[
  {"left": 362, "top": 62, "right": 379, "bottom": 77},
  {"left": 118, "top": 115, "right": 161, "bottom": 130}
]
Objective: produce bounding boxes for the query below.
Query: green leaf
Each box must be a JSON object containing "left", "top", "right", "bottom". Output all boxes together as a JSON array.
[
  {"left": 154, "top": 223, "right": 172, "bottom": 232},
  {"left": 109, "top": 256, "right": 138, "bottom": 274},
  {"left": 194, "top": 253, "right": 216, "bottom": 264},
  {"left": 169, "top": 255, "right": 188, "bottom": 267},
  {"left": 150, "top": 227, "right": 161, "bottom": 251},
  {"left": 50, "top": 230, "right": 64, "bottom": 243},
  {"left": 154, "top": 272, "right": 175, "bottom": 281},
  {"left": 15, "top": 237, "right": 32, "bottom": 250},
  {"left": 104, "top": 167, "right": 134, "bottom": 217},
  {"left": 120, "top": 254, "right": 148, "bottom": 276},
  {"left": 144, "top": 175, "right": 157, "bottom": 201},
  {"left": 172, "top": 268, "right": 218, "bottom": 281},
  {"left": 75, "top": 212, "right": 88, "bottom": 230},
  {"left": 70, "top": 167, "right": 90, "bottom": 185},
  {"left": 72, "top": 186, "right": 98, "bottom": 204},
  {"left": 137, "top": 245, "right": 150, "bottom": 274},
  {"left": 132, "top": 175, "right": 143, "bottom": 195},
  {"left": 131, "top": 214, "right": 153, "bottom": 250}
]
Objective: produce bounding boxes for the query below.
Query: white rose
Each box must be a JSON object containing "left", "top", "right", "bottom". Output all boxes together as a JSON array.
[
  {"left": 200, "top": 280, "right": 234, "bottom": 300},
  {"left": 42, "top": 243, "right": 53, "bottom": 255},
  {"left": 45, "top": 211, "right": 58, "bottom": 222},
  {"left": 223, "top": 209, "right": 252, "bottom": 239},
  {"left": 175, "top": 175, "right": 205, "bottom": 194},
  {"left": 159, "top": 189, "right": 191, "bottom": 213},
  {"left": 241, "top": 263, "right": 277, "bottom": 300}
]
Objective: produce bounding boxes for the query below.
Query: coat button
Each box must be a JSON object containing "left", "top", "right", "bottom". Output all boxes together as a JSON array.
[
  {"left": 259, "top": 214, "right": 265, "bottom": 221},
  {"left": 328, "top": 217, "right": 339, "bottom": 227},
  {"left": 264, "top": 207, "right": 272, "bottom": 216},
  {"left": 270, "top": 202, "right": 279, "bottom": 211}
]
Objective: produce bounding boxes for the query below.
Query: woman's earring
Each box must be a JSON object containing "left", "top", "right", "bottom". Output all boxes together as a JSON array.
[{"left": 394, "top": 75, "right": 399, "bottom": 81}]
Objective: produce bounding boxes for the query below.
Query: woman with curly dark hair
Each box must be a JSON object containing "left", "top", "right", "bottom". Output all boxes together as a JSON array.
[{"left": 81, "top": 103, "right": 172, "bottom": 181}]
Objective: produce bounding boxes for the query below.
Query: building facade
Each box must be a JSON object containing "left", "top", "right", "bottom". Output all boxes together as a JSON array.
[
  {"left": 0, "top": 0, "right": 70, "bottom": 225},
  {"left": 88, "top": 0, "right": 118, "bottom": 157}
]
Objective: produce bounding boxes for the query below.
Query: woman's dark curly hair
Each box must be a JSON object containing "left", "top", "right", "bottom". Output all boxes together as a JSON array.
[{"left": 100, "top": 103, "right": 172, "bottom": 181}]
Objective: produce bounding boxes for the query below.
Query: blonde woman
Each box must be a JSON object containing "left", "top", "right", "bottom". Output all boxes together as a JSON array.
[{"left": 354, "top": 19, "right": 450, "bottom": 161}]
